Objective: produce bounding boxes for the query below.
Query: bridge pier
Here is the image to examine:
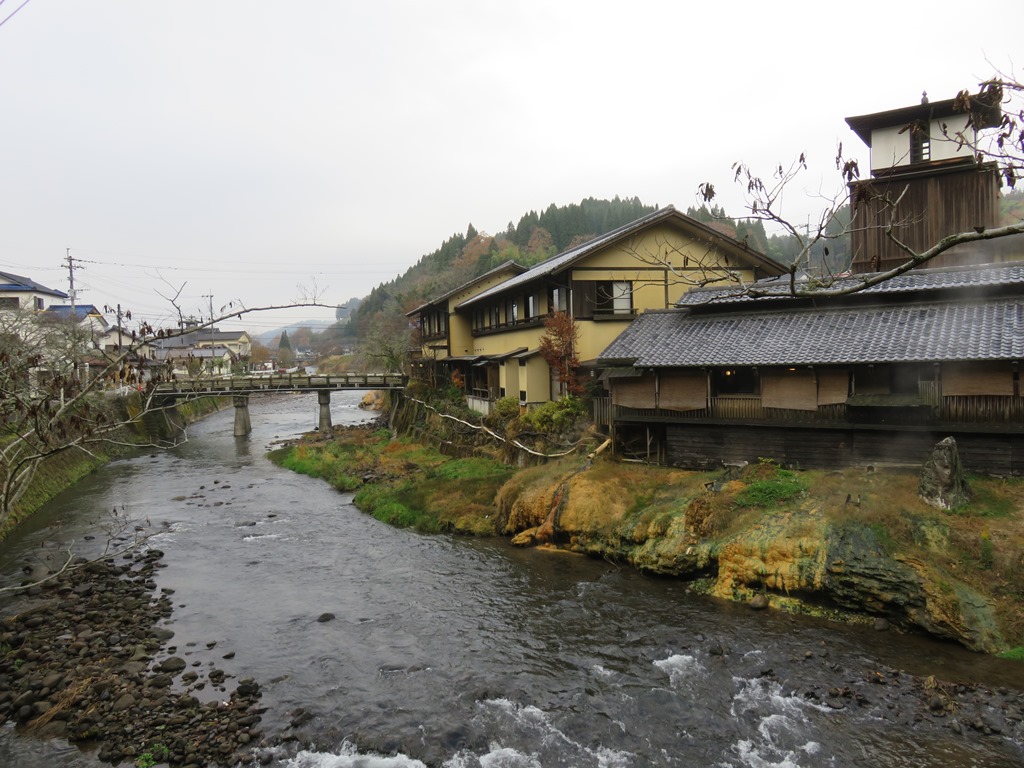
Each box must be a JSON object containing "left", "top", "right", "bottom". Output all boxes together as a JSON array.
[
  {"left": 233, "top": 395, "right": 252, "bottom": 437},
  {"left": 317, "top": 390, "right": 332, "bottom": 432}
]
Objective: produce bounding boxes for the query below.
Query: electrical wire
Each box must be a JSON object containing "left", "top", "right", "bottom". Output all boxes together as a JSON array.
[{"left": 0, "top": 0, "right": 32, "bottom": 30}]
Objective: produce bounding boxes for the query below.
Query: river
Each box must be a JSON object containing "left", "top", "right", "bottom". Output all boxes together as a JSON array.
[{"left": 2, "top": 392, "right": 1023, "bottom": 768}]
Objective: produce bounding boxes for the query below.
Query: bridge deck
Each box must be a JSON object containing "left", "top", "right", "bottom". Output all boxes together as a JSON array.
[{"left": 154, "top": 373, "right": 407, "bottom": 397}]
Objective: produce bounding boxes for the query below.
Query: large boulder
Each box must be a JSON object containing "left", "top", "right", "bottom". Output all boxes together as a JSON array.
[{"left": 919, "top": 437, "right": 971, "bottom": 510}]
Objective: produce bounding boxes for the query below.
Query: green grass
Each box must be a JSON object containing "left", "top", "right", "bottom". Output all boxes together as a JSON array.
[
  {"left": 735, "top": 469, "right": 807, "bottom": 508},
  {"left": 998, "top": 646, "right": 1024, "bottom": 662},
  {"left": 428, "top": 457, "right": 511, "bottom": 481},
  {"left": 961, "top": 479, "right": 1016, "bottom": 518}
]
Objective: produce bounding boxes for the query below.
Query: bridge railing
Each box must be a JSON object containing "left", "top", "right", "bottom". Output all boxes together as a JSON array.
[{"left": 154, "top": 373, "right": 407, "bottom": 395}]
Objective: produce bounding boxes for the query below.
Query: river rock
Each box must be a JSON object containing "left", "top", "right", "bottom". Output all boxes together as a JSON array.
[
  {"left": 919, "top": 437, "right": 971, "bottom": 510},
  {"left": 0, "top": 550, "right": 265, "bottom": 767},
  {"left": 156, "top": 656, "right": 187, "bottom": 674}
]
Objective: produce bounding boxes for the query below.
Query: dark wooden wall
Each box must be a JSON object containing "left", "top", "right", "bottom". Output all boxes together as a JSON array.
[
  {"left": 664, "top": 423, "right": 1024, "bottom": 475},
  {"left": 849, "top": 163, "right": 1001, "bottom": 273}
]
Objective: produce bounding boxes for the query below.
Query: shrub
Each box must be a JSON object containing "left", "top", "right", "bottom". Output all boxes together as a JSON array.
[
  {"left": 521, "top": 395, "right": 586, "bottom": 435},
  {"left": 489, "top": 396, "right": 521, "bottom": 428}
]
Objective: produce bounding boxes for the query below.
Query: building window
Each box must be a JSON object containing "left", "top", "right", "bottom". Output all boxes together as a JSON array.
[
  {"left": 596, "top": 281, "right": 633, "bottom": 315},
  {"left": 910, "top": 120, "right": 930, "bottom": 163},
  {"left": 35, "top": 297, "right": 44, "bottom": 310},
  {"left": 549, "top": 286, "right": 567, "bottom": 313},
  {"left": 525, "top": 293, "right": 537, "bottom": 319},
  {"left": 489, "top": 304, "right": 501, "bottom": 328},
  {"left": 713, "top": 367, "right": 759, "bottom": 395},
  {"left": 0, "top": 297, "right": 19, "bottom": 310}
]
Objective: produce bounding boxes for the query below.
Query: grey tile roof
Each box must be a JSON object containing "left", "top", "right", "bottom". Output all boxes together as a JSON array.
[
  {"left": 676, "top": 261, "right": 1024, "bottom": 306},
  {"left": 601, "top": 297, "right": 1024, "bottom": 367},
  {"left": 456, "top": 206, "right": 785, "bottom": 310}
]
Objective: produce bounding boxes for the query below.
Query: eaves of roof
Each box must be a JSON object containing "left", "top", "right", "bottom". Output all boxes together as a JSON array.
[
  {"left": 407, "top": 261, "right": 527, "bottom": 317},
  {"left": 845, "top": 91, "right": 1001, "bottom": 147},
  {"left": 455, "top": 206, "right": 786, "bottom": 311}
]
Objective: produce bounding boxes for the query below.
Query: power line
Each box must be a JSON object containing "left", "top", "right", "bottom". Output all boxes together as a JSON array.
[{"left": 0, "top": 0, "right": 33, "bottom": 30}]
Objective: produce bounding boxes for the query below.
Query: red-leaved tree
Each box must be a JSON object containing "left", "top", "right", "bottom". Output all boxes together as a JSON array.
[{"left": 539, "top": 311, "right": 582, "bottom": 397}]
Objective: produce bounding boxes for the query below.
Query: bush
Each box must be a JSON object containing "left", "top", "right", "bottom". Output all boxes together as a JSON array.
[
  {"left": 488, "top": 396, "right": 521, "bottom": 428},
  {"left": 521, "top": 395, "right": 586, "bottom": 435}
]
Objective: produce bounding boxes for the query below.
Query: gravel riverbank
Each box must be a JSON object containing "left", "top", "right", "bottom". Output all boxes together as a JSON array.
[{"left": 0, "top": 548, "right": 267, "bottom": 767}]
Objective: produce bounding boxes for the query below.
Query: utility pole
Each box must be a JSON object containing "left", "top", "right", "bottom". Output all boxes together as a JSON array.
[
  {"left": 64, "top": 248, "right": 81, "bottom": 385},
  {"left": 64, "top": 247, "right": 79, "bottom": 315},
  {"left": 202, "top": 293, "right": 214, "bottom": 376}
]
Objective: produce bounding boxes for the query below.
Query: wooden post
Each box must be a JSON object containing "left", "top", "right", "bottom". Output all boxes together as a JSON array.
[
  {"left": 318, "top": 390, "right": 332, "bottom": 432},
  {"left": 233, "top": 394, "right": 252, "bottom": 437}
]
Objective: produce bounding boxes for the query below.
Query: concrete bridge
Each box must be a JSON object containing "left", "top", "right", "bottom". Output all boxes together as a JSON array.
[{"left": 154, "top": 373, "right": 407, "bottom": 436}]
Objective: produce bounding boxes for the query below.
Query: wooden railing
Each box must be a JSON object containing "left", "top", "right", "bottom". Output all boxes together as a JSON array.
[
  {"left": 610, "top": 393, "right": 1024, "bottom": 429},
  {"left": 155, "top": 373, "right": 407, "bottom": 397},
  {"left": 940, "top": 395, "right": 1024, "bottom": 424}
]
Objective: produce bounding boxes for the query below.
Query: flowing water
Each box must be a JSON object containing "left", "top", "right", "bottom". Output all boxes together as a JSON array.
[{"left": 2, "top": 393, "right": 1023, "bottom": 768}]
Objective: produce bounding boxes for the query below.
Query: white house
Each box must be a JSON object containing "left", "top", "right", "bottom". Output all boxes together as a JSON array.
[{"left": 0, "top": 270, "right": 68, "bottom": 311}]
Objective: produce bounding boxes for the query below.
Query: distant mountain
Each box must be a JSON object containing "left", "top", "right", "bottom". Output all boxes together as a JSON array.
[{"left": 257, "top": 319, "right": 338, "bottom": 346}]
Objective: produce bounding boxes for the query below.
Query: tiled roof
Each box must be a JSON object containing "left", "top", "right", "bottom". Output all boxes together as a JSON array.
[
  {"left": 456, "top": 206, "right": 784, "bottom": 310},
  {"left": 676, "top": 262, "right": 1024, "bottom": 307},
  {"left": 46, "top": 304, "right": 103, "bottom": 319},
  {"left": 0, "top": 270, "right": 69, "bottom": 298},
  {"left": 600, "top": 297, "right": 1024, "bottom": 367},
  {"left": 407, "top": 260, "right": 525, "bottom": 316}
]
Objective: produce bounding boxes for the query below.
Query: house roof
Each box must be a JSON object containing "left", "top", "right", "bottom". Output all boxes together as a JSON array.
[
  {"left": 601, "top": 299, "right": 1024, "bottom": 368},
  {"left": 407, "top": 260, "right": 526, "bottom": 317},
  {"left": 676, "top": 262, "right": 1024, "bottom": 307},
  {"left": 845, "top": 91, "right": 1002, "bottom": 147},
  {"left": 0, "top": 270, "right": 69, "bottom": 298},
  {"left": 151, "top": 328, "right": 249, "bottom": 348},
  {"left": 45, "top": 304, "right": 104, "bottom": 320},
  {"left": 456, "top": 206, "right": 786, "bottom": 310},
  {"left": 154, "top": 345, "right": 234, "bottom": 361}
]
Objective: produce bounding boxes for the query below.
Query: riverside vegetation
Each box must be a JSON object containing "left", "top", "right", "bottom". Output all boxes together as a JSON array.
[{"left": 271, "top": 395, "right": 1024, "bottom": 658}]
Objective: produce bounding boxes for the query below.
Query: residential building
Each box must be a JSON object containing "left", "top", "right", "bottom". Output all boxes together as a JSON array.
[
  {"left": 0, "top": 270, "right": 68, "bottom": 311},
  {"left": 408, "top": 260, "right": 527, "bottom": 389},
  {"left": 44, "top": 304, "right": 111, "bottom": 336},
  {"left": 155, "top": 344, "right": 236, "bottom": 377},
  {"left": 409, "top": 206, "right": 785, "bottom": 413},
  {"left": 598, "top": 262, "right": 1024, "bottom": 474}
]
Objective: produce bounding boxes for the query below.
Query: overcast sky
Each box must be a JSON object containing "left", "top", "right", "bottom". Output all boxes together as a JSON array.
[{"left": 0, "top": 1, "right": 1013, "bottom": 334}]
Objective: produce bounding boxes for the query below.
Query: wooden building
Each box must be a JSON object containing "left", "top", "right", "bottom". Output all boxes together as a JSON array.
[
  {"left": 845, "top": 91, "right": 1005, "bottom": 273},
  {"left": 598, "top": 263, "right": 1024, "bottom": 475}
]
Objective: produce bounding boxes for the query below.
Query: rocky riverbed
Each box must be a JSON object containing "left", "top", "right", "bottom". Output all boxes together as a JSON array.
[{"left": 0, "top": 548, "right": 267, "bottom": 767}]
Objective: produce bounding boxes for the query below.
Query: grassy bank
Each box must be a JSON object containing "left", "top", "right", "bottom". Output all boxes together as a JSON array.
[
  {"left": 272, "top": 424, "right": 1024, "bottom": 655},
  {"left": 268, "top": 426, "right": 514, "bottom": 534}
]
